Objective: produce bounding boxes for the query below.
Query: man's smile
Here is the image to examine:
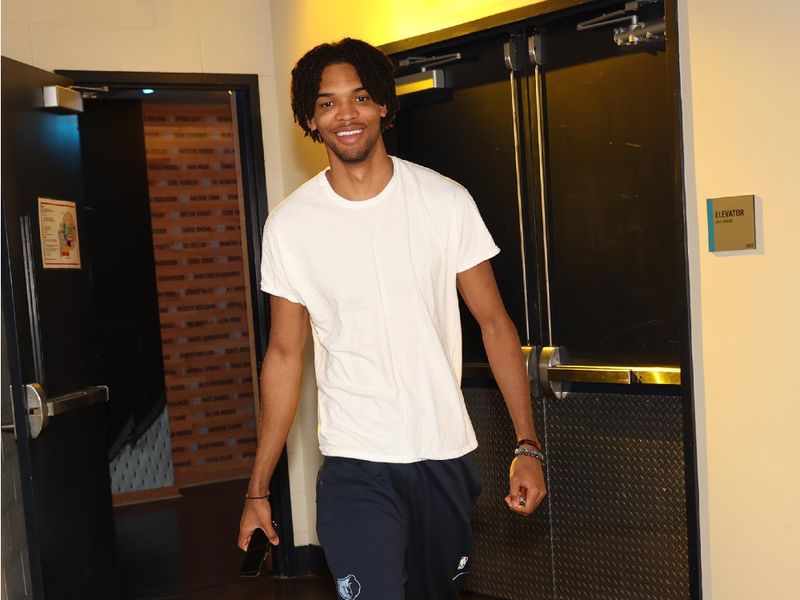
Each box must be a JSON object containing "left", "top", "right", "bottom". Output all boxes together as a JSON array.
[{"left": 335, "top": 128, "right": 364, "bottom": 138}]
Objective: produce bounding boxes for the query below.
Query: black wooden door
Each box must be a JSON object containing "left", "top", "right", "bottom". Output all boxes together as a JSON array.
[{"left": 1, "top": 57, "right": 122, "bottom": 599}]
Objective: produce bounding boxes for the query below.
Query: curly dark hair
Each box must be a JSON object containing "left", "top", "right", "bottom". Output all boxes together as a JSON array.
[{"left": 291, "top": 38, "right": 397, "bottom": 143}]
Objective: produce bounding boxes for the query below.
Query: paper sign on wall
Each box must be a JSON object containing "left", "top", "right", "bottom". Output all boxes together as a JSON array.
[
  {"left": 706, "top": 194, "right": 756, "bottom": 252},
  {"left": 38, "top": 198, "right": 81, "bottom": 269}
]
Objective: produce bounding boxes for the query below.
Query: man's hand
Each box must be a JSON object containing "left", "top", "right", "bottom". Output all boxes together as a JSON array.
[
  {"left": 238, "top": 499, "right": 279, "bottom": 551},
  {"left": 505, "top": 456, "right": 546, "bottom": 516},
  {"left": 237, "top": 295, "right": 308, "bottom": 552}
]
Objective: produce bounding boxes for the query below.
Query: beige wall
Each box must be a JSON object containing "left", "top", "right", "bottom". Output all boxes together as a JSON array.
[{"left": 678, "top": 0, "right": 800, "bottom": 597}]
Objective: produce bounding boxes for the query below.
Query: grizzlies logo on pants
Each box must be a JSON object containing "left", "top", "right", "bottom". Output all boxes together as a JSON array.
[{"left": 336, "top": 574, "right": 361, "bottom": 600}]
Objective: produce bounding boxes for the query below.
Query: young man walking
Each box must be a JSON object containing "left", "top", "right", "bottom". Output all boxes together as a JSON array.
[{"left": 238, "top": 38, "right": 546, "bottom": 599}]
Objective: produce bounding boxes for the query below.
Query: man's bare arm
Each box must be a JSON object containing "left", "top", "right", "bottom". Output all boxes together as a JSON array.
[
  {"left": 238, "top": 295, "right": 309, "bottom": 549},
  {"left": 457, "top": 260, "right": 546, "bottom": 515}
]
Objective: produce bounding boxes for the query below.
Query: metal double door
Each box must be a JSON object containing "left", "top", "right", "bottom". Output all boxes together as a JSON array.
[{"left": 387, "top": 1, "right": 696, "bottom": 598}]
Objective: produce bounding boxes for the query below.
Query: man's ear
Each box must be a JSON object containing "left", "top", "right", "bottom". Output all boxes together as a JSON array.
[
  {"left": 307, "top": 117, "right": 317, "bottom": 132},
  {"left": 379, "top": 105, "right": 387, "bottom": 118}
]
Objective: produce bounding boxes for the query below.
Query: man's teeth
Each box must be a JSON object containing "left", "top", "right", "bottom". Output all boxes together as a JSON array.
[{"left": 336, "top": 129, "right": 363, "bottom": 137}]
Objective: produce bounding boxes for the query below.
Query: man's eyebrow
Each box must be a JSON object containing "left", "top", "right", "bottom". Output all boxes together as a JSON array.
[{"left": 315, "top": 87, "right": 367, "bottom": 100}]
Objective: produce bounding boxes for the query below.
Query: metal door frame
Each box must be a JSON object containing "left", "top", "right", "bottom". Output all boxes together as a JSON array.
[
  {"left": 54, "top": 69, "right": 297, "bottom": 577},
  {"left": 2, "top": 204, "right": 45, "bottom": 598},
  {"left": 381, "top": 0, "right": 700, "bottom": 597}
]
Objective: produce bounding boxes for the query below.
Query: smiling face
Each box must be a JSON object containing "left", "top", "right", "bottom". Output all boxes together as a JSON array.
[{"left": 307, "top": 62, "right": 388, "bottom": 165}]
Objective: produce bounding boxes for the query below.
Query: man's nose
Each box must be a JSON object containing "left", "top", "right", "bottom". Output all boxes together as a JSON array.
[{"left": 336, "top": 100, "right": 358, "bottom": 121}]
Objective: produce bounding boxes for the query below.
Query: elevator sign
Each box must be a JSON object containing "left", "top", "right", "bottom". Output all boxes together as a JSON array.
[{"left": 707, "top": 195, "right": 756, "bottom": 252}]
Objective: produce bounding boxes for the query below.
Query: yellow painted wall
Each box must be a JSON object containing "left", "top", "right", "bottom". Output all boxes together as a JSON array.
[
  {"left": 677, "top": 0, "right": 800, "bottom": 597},
  {"left": 268, "top": 0, "right": 545, "bottom": 202}
]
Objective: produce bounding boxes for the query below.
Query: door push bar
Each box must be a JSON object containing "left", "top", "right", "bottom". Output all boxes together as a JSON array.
[
  {"left": 434, "top": 347, "right": 678, "bottom": 398},
  {"left": 536, "top": 346, "right": 680, "bottom": 399},
  {"left": 1, "top": 383, "right": 108, "bottom": 440}
]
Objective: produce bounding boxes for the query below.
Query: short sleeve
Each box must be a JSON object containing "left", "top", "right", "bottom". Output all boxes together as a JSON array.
[
  {"left": 260, "top": 218, "right": 303, "bottom": 304},
  {"left": 456, "top": 190, "right": 501, "bottom": 273}
]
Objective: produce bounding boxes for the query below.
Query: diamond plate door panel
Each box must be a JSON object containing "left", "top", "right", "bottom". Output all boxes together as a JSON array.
[
  {"left": 547, "top": 392, "right": 689, "bottom": 600},
  {"left": 464, "top": 387, "right": 554, "bottom": 600}
]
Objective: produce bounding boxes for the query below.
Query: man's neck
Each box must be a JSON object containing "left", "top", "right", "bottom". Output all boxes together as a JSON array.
[{"left": 325, "top": 145, "right": 394, "bottom": 201}]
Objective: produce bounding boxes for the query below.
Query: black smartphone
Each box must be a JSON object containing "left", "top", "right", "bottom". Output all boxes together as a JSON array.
[{"left": 240, "top": 528, "right": 271, "bottom": 577}]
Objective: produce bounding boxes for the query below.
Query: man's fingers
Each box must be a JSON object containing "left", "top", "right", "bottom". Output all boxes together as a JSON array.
[
  {"left": 238, "top": 523, "right": 280, "bottom": 551},
  {"left": 264, "top": 522, "right": 280, "bottom": 546},
  {"left": 237, "top": 529, "right": 252, "bottom": 551},
  {"left": 525, "top": 488, "right": 547, "bottom": 513},
  {"left": 505, "top": 495, "right": 529, "bottom": 515},
  {"left": 505, "top": 486, "right": 547, "bottom": 515}
]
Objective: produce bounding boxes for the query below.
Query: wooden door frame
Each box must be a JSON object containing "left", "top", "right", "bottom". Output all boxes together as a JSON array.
[{"left": 56, "top": 69, "right": 297, "bottom": 576}]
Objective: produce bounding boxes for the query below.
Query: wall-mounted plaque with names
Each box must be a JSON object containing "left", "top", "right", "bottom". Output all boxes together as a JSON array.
[{"left": 707, "top": 194, "right": 756, "bottom": 252}]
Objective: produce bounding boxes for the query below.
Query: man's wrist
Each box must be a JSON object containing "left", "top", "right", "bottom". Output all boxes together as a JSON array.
[
  {"left": 516, "top": 438, "right": 542, "bottom": 451},
  {"left": 245, "top": 493, "right": 270, "bottom": 500},
  {"left": 247, "top": 478, "right": 270, "bottom": 499}
]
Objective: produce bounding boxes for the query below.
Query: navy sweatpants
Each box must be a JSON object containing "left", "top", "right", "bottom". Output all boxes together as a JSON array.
[{"left": 316, "top": 454, "right": 482, "bottom": 600}]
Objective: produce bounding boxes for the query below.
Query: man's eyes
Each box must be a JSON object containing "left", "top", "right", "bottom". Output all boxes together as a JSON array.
[{"left": 318, "top": 96, "right": 371, "bottom": 109}]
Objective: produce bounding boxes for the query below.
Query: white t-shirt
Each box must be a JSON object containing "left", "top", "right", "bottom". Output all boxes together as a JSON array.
[{"left": 260, "top": 156, "right": 500, "bottom": 463}]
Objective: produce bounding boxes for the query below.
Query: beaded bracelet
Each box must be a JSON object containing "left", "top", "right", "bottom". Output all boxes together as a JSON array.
[{"left": 514, "top": 446, "right": 545, "bottom": 463}]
